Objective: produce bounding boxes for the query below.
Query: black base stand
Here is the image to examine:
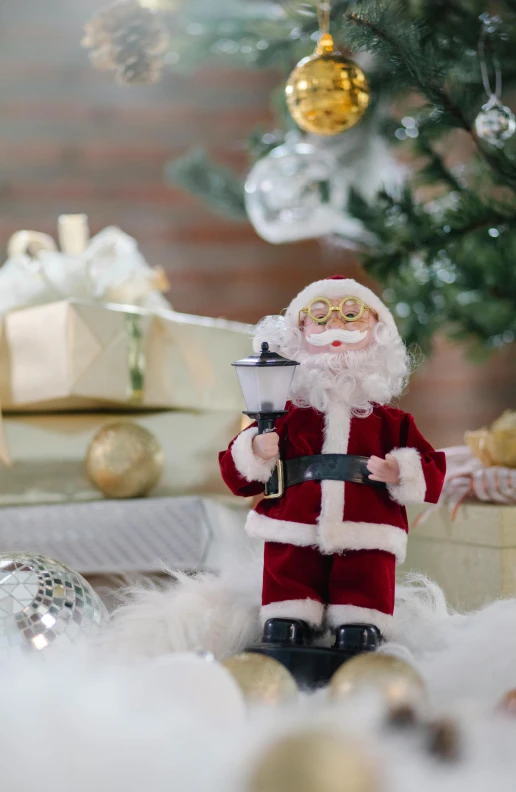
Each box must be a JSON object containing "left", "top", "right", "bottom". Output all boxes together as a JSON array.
[{"left": 247, "top": 619, "right": 382, "bottom": 689}]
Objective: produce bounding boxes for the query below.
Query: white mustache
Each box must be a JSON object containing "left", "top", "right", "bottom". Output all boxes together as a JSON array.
[{"left": 306, "top": 328, "right": 369, "bottom": 346}]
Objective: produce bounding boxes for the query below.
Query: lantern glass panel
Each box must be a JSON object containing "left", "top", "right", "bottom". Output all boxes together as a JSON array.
[{"left": 235, "top": 365, "right": 296, "bottom": 413}]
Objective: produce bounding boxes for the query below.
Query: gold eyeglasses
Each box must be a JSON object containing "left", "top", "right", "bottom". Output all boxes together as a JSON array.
[{"left": 299, "top": 296, "right": 377, "bottom": 326}]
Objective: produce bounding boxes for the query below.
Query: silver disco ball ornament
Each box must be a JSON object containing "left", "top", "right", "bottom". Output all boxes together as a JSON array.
[
  {"left": 0, "top": 552, "right": 108, "bottom": 659},
  {"left": 475, "top": 94, "right": 516, "bottom": 148}
]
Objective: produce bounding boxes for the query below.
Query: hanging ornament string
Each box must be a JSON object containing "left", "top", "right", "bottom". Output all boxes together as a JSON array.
[
  {"left": 474, "top": 15, "right": 516, "bottom": 148},
  {"left": 316, "top": 0, "right": 331, "bottom": 38},
  {"left": 478, "top": 22, "right": 502, "bottom": 101}
]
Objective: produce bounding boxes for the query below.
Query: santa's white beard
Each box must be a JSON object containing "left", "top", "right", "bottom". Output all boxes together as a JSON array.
[{"left": 254, "top": 315, "right": 412, "bottom": 416}]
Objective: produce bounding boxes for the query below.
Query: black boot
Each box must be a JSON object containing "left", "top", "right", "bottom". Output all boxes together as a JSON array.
[
  {"left": 332, "top": 623, "right": 382, "bottom": 655},
  {"left": 261, "top": 617, "right": 312, "bottom": 647},
  {"left": 249, "top": 619, "right": 372, "bottom": 689}
]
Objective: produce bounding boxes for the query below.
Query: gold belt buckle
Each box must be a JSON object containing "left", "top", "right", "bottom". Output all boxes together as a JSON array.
[{"left": 263, "top": 459, "right": 284, "bottom": 499}]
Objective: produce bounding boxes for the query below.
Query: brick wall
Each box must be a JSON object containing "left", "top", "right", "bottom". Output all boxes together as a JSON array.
[
  {"left": 0, "top": 0, "right": 357, "bottom": 321},
  {"left": 0, "top": 0, "right": 513, "bottom": 446}
]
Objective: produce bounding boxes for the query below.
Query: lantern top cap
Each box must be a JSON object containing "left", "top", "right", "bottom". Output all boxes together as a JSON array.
[{"left": 232, "top": 341, "right": 299, "bottom": 368}]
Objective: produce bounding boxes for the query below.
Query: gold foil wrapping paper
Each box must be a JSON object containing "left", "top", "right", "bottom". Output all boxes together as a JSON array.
[
  {"left": 465, "top": 410, "right": 516, "bottom": 468},
  {"left": 0, "top": 300, "right": 251, "bottom": 413}
]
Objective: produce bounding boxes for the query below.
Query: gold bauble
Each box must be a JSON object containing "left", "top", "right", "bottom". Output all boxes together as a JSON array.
[
  {"left": 248, "top": 730, "right": 377, "bottom": 792},
  {"left": 329, "top": 652, "right": 426, "bottom": 706},
  {"left": 285, "top": 33, "right": 369, "bottom": 136},
  {"left": 221, "top": 652, "right": 297, "bottom": 705},
  {"left": 85, "top": 421, "right": 164, "bottom": 498}
]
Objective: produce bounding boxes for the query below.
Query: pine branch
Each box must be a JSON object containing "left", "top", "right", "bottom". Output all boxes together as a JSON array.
[
  {"left": 388, "top": 209, "right": 515, "bottom": 259},
  {"left": 341, "top": 2, "right": 516, "bottom": 191},
  {"left": 165, "top": 149, "right": 247, "bottom": 221},
  {"left": 349, "top": 186, "right": 516, "bottom": 277},
  {"left": 501, "top": 0, "right": 516, "bottom": 14},
  {"left": 415, "top": 137, "right": 465, "bottom": 192},
  {"left": 161, "top": 0, "right": 516, "bottom": 352}
]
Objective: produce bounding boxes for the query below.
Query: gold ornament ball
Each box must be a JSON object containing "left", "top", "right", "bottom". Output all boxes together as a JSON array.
[
  {"left": 285, "top": 34, "right": 370, "bottom": 136},
  {"left": 221, "top": 652, "right": 298, "bottom": 706},
  {"left": 248, "top": 730, "right": 377, "bottom": 792},
  {"left": 329, "top": 652, "right": 426, "bottom": 706},
  {"left": 85, "top": 421, "right": 164, "bottom": 498}
]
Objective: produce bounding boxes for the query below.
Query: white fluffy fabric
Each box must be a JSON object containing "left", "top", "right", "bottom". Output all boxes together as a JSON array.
[
  {"left": 230, "top": 425, "right": 278, "bottom": 484},
  {"left": 254, "top": 315, "right": 411, "bottom": 416},
  {"left": 387, "top": 447, "right": 427, "bottom": 505},
  {"left": 326, "top": 604, "right": 393, "bottom": 636},
  {"left": 100, "top": 556, "right": 262, "bottom": 662},
  {"left": 100, "top": 557, "right": 516, "bottom": 710},
  {"left": 261, "top": 598, "right": 325, "bottom": 627},
  {"left": 6, "top": 548, "right": 516, "bottom": 790}
]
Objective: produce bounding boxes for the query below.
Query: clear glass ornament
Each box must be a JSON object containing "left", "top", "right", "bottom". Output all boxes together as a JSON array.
[
  {"left": 474, "top": 94, "right": 516, "bottom": 148},
  {"left": 244, "top": 141, "right": 346, "bottom": 244},
  {"left": 0, "top": 552, "right": 108, "bottom": 660}
]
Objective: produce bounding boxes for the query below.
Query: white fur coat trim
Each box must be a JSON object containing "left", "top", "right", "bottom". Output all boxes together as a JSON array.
[
  {"left": 261, "top": 598, "right": 324, "bottom": 627},
  {"left": 246, "top": 510, "right": 317, "bottom": 547},
  {"left": 319, "top": 401, "right": 350, "bottom": 528},
  {"left": 317, "top": 519, "right": 407, "bottom": 561},
  {"left": 326, "top": 604, "right": 393, "bottom": 636},
  {"left": 230, "top": 426, "right": 278, "bottom": 484},
  {"left": 387, "top": 447, "right": 427, "bottom": 505},
  {"left": 245, "top": 511, "right": 407, "bottom": 562}
]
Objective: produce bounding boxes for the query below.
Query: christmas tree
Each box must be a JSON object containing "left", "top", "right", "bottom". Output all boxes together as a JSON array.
[{"left": 85, "top": 0, "right": 516, "bottom": 353}]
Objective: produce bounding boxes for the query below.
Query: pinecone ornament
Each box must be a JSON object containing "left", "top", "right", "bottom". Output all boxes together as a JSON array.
[{"left": 82, "top": 0, "right": 169, "bottom": 85}]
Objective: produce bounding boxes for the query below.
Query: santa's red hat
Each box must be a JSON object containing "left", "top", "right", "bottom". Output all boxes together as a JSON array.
[{"left": 284, "top": 275, "right": 397, "bottom": 330}]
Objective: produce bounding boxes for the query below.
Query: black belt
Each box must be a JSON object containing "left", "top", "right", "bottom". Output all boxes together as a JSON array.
[{"left": 264, "top": 454, "right": 386, "bottom": 499}]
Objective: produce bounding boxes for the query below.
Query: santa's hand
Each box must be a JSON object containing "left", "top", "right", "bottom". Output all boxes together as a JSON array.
[
  {"left": 366, "top": 454, "right": 400, "bottom": 485},
  {"left": 252, "top": 432, "right": 280, "bottom": 461}
]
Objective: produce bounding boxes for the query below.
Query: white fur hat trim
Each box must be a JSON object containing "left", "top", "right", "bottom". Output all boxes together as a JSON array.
[{"left": 285, "top": 276, "right": 396, "bottom": 329}]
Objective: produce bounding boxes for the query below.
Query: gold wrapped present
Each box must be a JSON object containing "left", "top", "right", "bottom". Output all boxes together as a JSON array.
[
  {"left": 0, "top": 410, "right": 245, "bottom": 507},
  {"left": 402, "top": 503, "right": 516, "bottom": 610},
  {"left": 465, "top": 410, "right": 516, "bottom": 468},
  {"left": 0, "top": 300, "right": 251, "bottom": 413}
]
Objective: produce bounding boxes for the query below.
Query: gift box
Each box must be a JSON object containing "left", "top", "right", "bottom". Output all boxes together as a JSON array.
[
  {"left": 0, "top": 301, "right": 251, "bottom": 413},
  {"left": 0, "top": 495, "right": 249, "bottom": 575},
  {"left": 0, "top": 219, "right": 252, "bottom": 418},
  {"left": 402, "top": 503, "right": 516, "bottom": 610},
  {"left": 0, "top": 410, "right": 246, "bottom": 507},
  {"left": 0, "top": 410, "right": 251, "bottom": 575}
]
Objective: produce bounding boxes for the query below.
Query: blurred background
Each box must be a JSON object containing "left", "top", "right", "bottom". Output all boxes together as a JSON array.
[{"left": 1, "top": 0, "right": 515, "bottom": 447}]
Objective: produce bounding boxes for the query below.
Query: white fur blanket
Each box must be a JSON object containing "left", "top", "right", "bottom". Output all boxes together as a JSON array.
[{"left": 3, "top": 549, "right": 516, "bottom": 792}]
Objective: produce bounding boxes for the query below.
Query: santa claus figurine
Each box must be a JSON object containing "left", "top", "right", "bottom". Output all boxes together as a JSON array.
[{"left": 219, "top": 276, "right": 446, "bottom": 653}]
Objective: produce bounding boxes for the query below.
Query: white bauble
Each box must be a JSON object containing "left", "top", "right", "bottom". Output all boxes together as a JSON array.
[
  {"left": 245, "top": 127, "right": 403, "bottom": 246},
  {"left": 245, "top": 141, "right": 347, "bottom": 244},
  {"left": 129, "top": 653, "right": 246, "bottom": 726}
]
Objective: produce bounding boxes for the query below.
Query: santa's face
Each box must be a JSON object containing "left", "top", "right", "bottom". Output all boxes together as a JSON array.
[{"left": 300, "top": 297, "right": 378, "bottom": 354}]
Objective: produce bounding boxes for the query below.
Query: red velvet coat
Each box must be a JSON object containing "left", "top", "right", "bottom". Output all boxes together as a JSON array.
[{"left": 219, "top": 401, "right": 446, "bottom": 563}]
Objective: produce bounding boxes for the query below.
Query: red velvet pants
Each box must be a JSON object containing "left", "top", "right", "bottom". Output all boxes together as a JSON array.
[{"left": 262, "top": 542, "right": 396, "bottom": 629}]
